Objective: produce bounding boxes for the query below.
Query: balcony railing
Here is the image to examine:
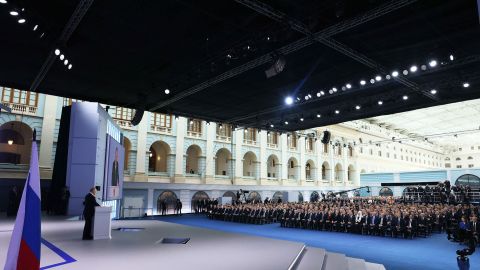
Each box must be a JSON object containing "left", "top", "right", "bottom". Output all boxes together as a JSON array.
[
  {"left": 216, "top": 135, "right": 231, "bottom": 142},
  {"left": 187, "top": 131, "right": 202, "bottom": 138},
  {"left": 2, "top": 102, "right": 37, "bottom": 116},
  {"left": 267, "top": 143, "right": 278, "bottom": 149},
  {"left": 114, "top": 118, "right": 134, "bottom": 129},
  {"left": 306, "top": 149, "right": 314, "bottom": 154},
  {"left": 150, "top": 125, "right": 172, "bottom": 134},
  {"left": 289, "top": 146, "right": 297, "bottom": 151},
  {"left": 243, "top": 139, "right": 257, "bottom": 146}
]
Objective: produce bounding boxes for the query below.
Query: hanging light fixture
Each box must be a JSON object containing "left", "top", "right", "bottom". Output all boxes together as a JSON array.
[{"left": 7, "top": 139, "right": 13, "bottom": 145}]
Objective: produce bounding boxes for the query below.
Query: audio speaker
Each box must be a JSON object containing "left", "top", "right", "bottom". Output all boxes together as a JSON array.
[
  {"left": 321, "top": 131, "right": 331, "bottom": 144},
  {"left": 130, "top": 109, "right": 145, "bottom": 126}
]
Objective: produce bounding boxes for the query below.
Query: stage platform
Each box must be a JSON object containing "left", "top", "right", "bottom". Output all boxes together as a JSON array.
[{"left": 0, "top": 217, "right": 384, "bottom": 270}]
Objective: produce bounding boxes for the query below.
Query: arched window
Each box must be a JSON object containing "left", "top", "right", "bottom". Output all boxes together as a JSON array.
[
  {"left": 186, "top": 145, "right": 202, "bottom": 174},
  {"left": 467, "top": 156, "right": 473, "bottom": 160},
  {"left": 298, "top": 192, "right": 304, "bottom": 202},
  {"left": 456, "top": 157, "right": 461, "bottom": 161},
  {"left": 191, "top": 191, "right": 209, "bottom": 211},
  {"left": 149, "top": 141, "right": 171, "bottom": 173},
  {"left": 455, "top": 174, "right": 480, "bottom": 187},
  {"left": 248, "top": 191, "right": 262, "bottom": 203},
  {"left": 310, "top": 191, "right": 319, "bottom": 202},
  {"left": 123, "top": 137, "right": 132, "bottom": 172},
  {"left": 272, "top": 191, "right": 283, "bottom": 203},
  {"left": 157, "top": 191, "right": 177, "bottom": 214},
  {"left": 379, "top": 187, "right": 393, "bottom": 197},
  {"left": 445, "top": 157, "right": 450, "bottom": 161}
]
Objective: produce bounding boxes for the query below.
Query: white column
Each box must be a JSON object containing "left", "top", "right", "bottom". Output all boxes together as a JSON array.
[
  {"left": 234, "top": 129, "right": 243, "bottom": 179},
  {"left": 39, "top": 95, "right": 58, "bottom": 168},
  {"left": 147, "top": 188, "right": 154, "bottom": 215},
  {"left": 329, "top": 144, "right": 335, "bottom": 183},
  {"left": 174, "top": 117, "right": 186, "bottom": 176},
  {"left": 316, "top": 140, "right": 322, "bottom": 182},
  {"left": 135, "top": 112, "right": 149, "bottom": 174},
  {"left": 280, "top": 134, "right": 288, "bottom": 181},
  {"left": 343, "top": 146, "right": 348, "bottom": 184},
  {"left": 205, "top": 123, "right": 216, "bottom": 178},
  {"left": 299, "top": 136, "right": 306, "bottom": 181},
  {"left": 259, "top": 130, "right": 267, "bottom": 180}
]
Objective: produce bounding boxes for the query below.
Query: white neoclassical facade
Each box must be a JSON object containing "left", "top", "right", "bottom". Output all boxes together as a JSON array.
[{"left": 1, "top": 87, "right": 479, "bottom": 214}]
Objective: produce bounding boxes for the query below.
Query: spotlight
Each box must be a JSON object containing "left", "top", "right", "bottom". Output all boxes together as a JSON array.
[
  {"left": 355, "top": 105, "right": 361, "bottom": 110},
  {"left": 332, "top": 87, "right": 337, "bottom": 92},
  {"left": 410, "top": 65, "right": 417, "bottom": 72},
  {"left": 284, "top": 121, "right": 289, "bottom": 125},
  {"left": 189, "top": 120, "right": 193, "bottom": 125},
  {"left": 270, "top": 124, "right": 274, "bottom": 128},
  {"left": 360, "top": 80, "right": 366, "bottom": 85},
  {"left": 60, "top": 54, "right": 65, "bottom": 60},
  {"left": 421, "top": 65, "right": 427, "bottom": 70},
  {"left": 18, "top": 18, "right": 25, "bottom": 24},
  {"left": 403, "top": 95, "right": 408, "bottom": 100},
  {"left": 0, "top": 0, "right": 8, "bottom": 4},
  {"left": 392, "top": 71, "right": 399, "bottom": 77},
  {"left": 346, "top": 83, "right": 352, "bottom": 89},
  {"left": 370, "top": 79, "right": 375, "bottom": 84},
  {"left": 329, "top": 89, "right": 333, "bottom": 94},
  {"left": 285, "top": 96, "right": 293, "bottom": 105},
  {"left": 64, "top": 59, "right": 68, "bottom": 65},
  {"left": 378, "top": 100, "right": 383, "bottom": 105},
  {"left": 33, "top": 24, "right": 38, "bottom": 31},
  {"left": 7, "top": 139, "right": 13, "bottom": 145},
  {"left": 341, "top": 86, "right": 346, "bottom": 91},
  {"left": 375, "top": 75, "right": 382, "bottom": 81},
  {"left": 68, "top": 64, "right": 72, "bottom": 70},
  {"left": 300, "top": 117, "right": 304, "bottom": 122},
  {"left": 316, "top": 114, "right": 321, "bottom": 118},
  {"left": 320, "top": 91, "right": 325, "bottom": 95},
  {"left": 10, "top": 11, "right": 18, "bottom": 16},
  {"left": 316, "top": 92, "right": 321, "bottom": 97},
  {"left": 386, "top": 75, "right": 391, "bottom": 80},
  {"left": 430, "top": 89, "right": 437, "bottom": 94},
  {"left": 164, "top": 89, "right": 170, "bottom": 94},
  {"left": 304, "top": 95, "right": 309, "bottom": 100},
  {"left": 463, "top": 82, "right": 470, "bottom": 88},
  {"left": 449, "top": 54, "right": 454, "bottom": 61},
  {"left": 403, "top": 70, "right": 408, "bottom": 75},
  {"left": 429, "top": 60, "right": 437, "bottom": 67},
  {"left": 55, "top": 49, "right": 60, "bottom": 56},
  {"left": 308, "top": 94, "right": 311, "bottom": 98},
  {"left": 335, "top": 110, "right": 340, "bottom": 114}
]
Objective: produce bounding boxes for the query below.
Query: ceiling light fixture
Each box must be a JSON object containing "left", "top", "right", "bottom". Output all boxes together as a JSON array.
[
  {"left": 355, "top": 105, "right": 361, "bottom": 110},
  {"left": 375, "top": 75, "right": 382, "bottom": 81},
  {"left": 55, "top": 49, "right": 60, "bottom": 56},
  {"left": 64, "top": 59, "right": 68, "bottom": 65},
  {"left": 370, "top": 79, "right": 375, "bottom": 84},
  {"left": 300, "top": 117, "right": 304, "bottom": 122},
  {"left": 1, "top": 0, "right": 8, "bottom": 4},
  {"left": 60, "top": 54, "right": 65, "bottom": 60},
  {"left": 429, "top": 60, "right": 437, "bottom": 67},
  {"left": 378, "top": 100, "right": 383, "bottom": 105},
  {"left": 10, "top": 11, "right": 18, "bottom": 16},
  {"left": 463, "top": 82, "right": 470, "bottom": 88},
  {"left": 18, "top": 18, "right": 25, "bottom": 24},
  {"left": 270, "top": 124, "right": 274, "bottom": 128},
  {"left": 449, "top": 54, "right": 454, "bottom": 61},
  {"left": 403, "top": 70, "right": 408, "bottom": 75},
  {"left": 392, "top": 71, "right": 399, "bottom": 77},
  {"left": 68, "top": 64, "right": 72, "bottom": 70},
  {"left": 316, "top": 114, "right": 321, "bottom": 118},
  {"left": 430, "top": 89, "right": 437, "bottom": 94},
  {"left": 332, "top": 87, "right": 337, "bottom": 92},
  {"left": 316, "top": 92, "right": 321, "bottom": 97},
  {"left": 33, "top": 24, "right": 38, "bottom": 31},
  {"left": 403, "top": 95, "right": 408, "bottom": 100},
  {"left": 360, "top": 80, "right": 366, "bottom": 85},
  {"left": 346, "top": 83, "right": 352, "bottom": 89},
  {"left": 335, "top": 110, "right": 340, "bottom": 114},
  {"left": 410, "top": 65, "right": 417, "bottom": 72},
  {"left": 164, "top": 89, "right": 170, "bottom": 94},
  {"left": 7, "top": 139, "right": 13, "bottom": 145},
  {"left": 284, "top": 121, "right": 288, "bottom": 125},
  {"left": 285, "top": 96, "right": 293, "bottom": 105}
]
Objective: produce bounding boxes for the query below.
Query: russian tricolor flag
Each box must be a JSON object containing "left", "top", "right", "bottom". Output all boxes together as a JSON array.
[{"left": 4, "top": 133, "right": 41, "bottom": 270}]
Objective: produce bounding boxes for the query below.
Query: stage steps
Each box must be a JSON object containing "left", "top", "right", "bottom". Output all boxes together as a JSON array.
[{"left": 292, "top": 246, "right": 385, "bottom": 270}]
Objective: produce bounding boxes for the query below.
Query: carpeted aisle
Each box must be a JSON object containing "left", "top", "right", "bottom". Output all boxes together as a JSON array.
[{"left": 154, "top": 214, "right": 479, "bottom": 270}]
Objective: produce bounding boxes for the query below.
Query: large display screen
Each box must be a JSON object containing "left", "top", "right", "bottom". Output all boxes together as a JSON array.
[{"left": 104, "top": 135, "right": 124, "bottom": 200}]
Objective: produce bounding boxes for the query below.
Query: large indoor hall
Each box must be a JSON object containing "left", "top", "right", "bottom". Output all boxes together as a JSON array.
[{"left": 1, "top": 1, "right": 480, "bottom": 270}]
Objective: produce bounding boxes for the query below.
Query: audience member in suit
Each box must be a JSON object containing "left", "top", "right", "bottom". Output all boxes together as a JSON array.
[{"left": 82, "top": 187, "right": 100, "bottom": 240}]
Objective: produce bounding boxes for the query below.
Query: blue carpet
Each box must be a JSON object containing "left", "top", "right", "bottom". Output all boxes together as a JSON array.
[{"left": 155, "top": 214, "right": 480, "bottom": 270}]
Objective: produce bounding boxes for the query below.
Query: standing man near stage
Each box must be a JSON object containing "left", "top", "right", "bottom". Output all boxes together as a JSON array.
[{"left": 83, "top": 187, "right": 100, "bottom": 240}]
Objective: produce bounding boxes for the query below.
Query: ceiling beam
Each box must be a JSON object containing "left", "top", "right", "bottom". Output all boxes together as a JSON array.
[
  {"left": 234, "top": 0, "right": 438, "bottom": 102},
  {"left": 149, "top": 0, "right": 419, "bottom": 111},
  {"left": 30, "top": 0, "right": 95, "bottom": 92}
]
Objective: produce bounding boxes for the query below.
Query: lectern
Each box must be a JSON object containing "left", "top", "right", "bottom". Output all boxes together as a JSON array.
[{"left": 93, "top": 206, "right": 112, "bottom": 240}]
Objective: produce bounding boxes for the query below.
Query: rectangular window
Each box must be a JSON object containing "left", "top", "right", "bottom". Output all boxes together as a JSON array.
[
  {"left": 468, "top": 164, "right": 474, "bottom": 168},
  {"left": 1, "top": 87, "right": 38, "bottom": 106},
  {"left": 267, "top": 132, "right": 278, "bottom": 145},
  {"left": 445, "top": 163, "right": 451, "bottom": 168},
  {"left": 113, "top": 107, "right": 134, "bottom": 120},
  {"left": 187, "top": 118, "right": 202, "bottom": 133},
  {"left": 216, "top": 123, "right": 232, "bottom": 138},
  {"left": 456, "top": 165, "right": 462, "bottom": 168},
  {"left": 152, "top": 113, "right": 172, "bottom": 128},
  {"left": 244, "top": 128, "right": 257, "bottom": 142},
  {"left": 288, "top": 133, "right": 297, "bottom": 149},
  {"left": 323, "top": 143, "right": 328, "bottom": 153},
  {"left": 306, "top": 137, "right": 314, "bottom": 151}
]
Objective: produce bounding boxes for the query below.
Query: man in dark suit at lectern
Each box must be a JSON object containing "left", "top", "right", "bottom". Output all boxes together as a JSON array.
[
  {"left": 83, "top": 187, "right": 100, "bottom": 240},
  {"left": 111, "top": 148, "right": 120, "bottom": 186}
]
